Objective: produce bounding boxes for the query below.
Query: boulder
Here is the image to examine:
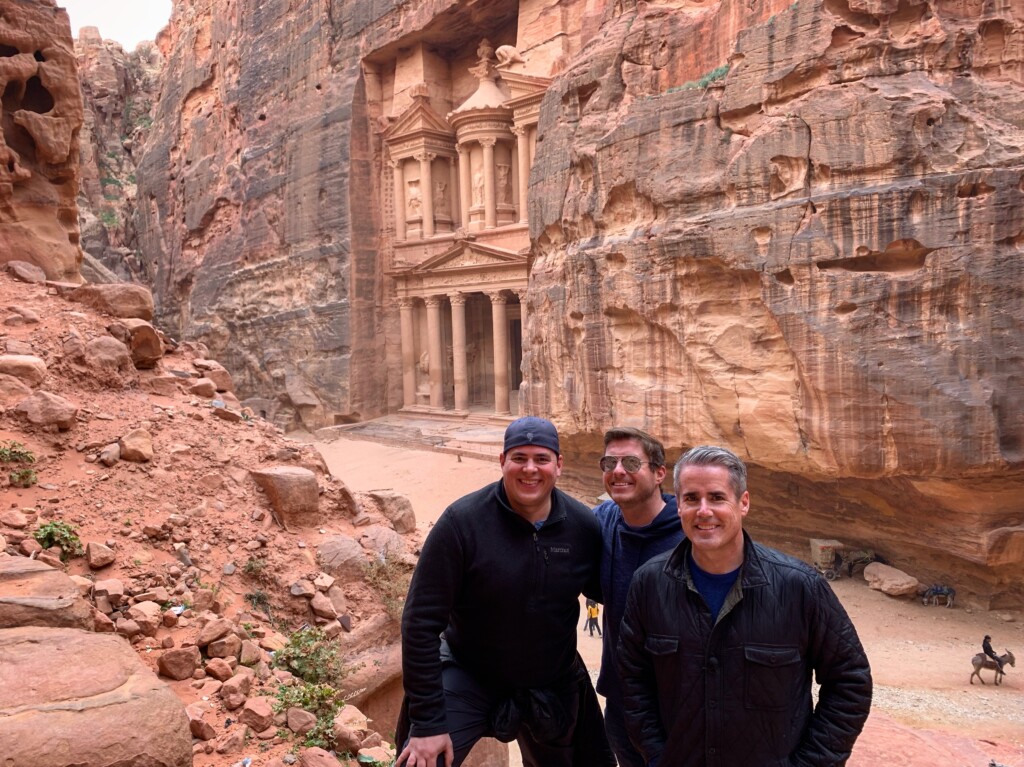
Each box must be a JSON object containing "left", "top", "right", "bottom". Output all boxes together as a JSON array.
[
  {"left": 0, "top": 373, "right": 32, "bottom": 406},
  {"left": 0, "top": 627, "right": 191, "bottom": 767},
  {"left": 185, "top": 702, "right": 217, "bottom": 740},
  {"left": 300, "top": 748, "right": 343, "bottom": 767},
  {"left": 119, "top": 428, "right": 154, "bottom": 462},
  {"left": 205, "top": 657, "right": 234, "bottom": 681},
  {"left": 207, "top": 633, "right": 242, "bottom": 659},
  {"left": 196, "top": 617, "right": 233, "bottom": 647},
  {"left": 864, "top": 562, "right": 920, "bottom": 597},
  {"left": 116, "top": 318, "right": 165, "bottom": 369},
  {"left": 0, "top": 354, "right": 47, "bottom": 387},
  {"left": 86, "top": 541, "right": 116, "bottom": 569},
  {"left": 85, "top": 335, "right": 134, "bottom": 376},
  {"left": 127, "top": 600, "right": 163, "bottom": 636},
  {"left": 287, "top": 706, "right": 317, "bottom": 735},
  {"left": 250, "top": 466, "right": 320, "bottom": 528},
  {"left": 5, "top": 260, "right": 47, "bottom": 283},
  {"left": 158, "top": 646, "right": 203, "bottom": 681},
  {"left": 316, "top": 535, "right": 366, "bottom": 579},
  {"left": 237, "top": 696, "right": 275, "bottom": 731},
  {"left": 189, "top": 377, "right": 217, "bottom": 398},
  {"left": 0, "top": 558, "right": 93, "bottom": 629},
  {"left": 365, "top": 490, "right": 417, "bottom": 534},
  {"left": 358, "top": 524, "right": 408, "bottom": 561},
  {"left": 69, "top": 283, "right": 155, "bottom": 320},
  {"left": 15, "top": 390, "right": 78, "bottom": 430}
]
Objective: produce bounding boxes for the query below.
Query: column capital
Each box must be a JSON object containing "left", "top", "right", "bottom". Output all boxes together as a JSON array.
[
  {"left": 514, "top": 289, "right": 527, "bottom": 303},
  {"left": 479, "top": 137, "right": 497, "bottom": 149},
  {"left": 511, "top": 125, "right": 527, "bottom": 137},
  {"left": 388, "top": 157, "right": 404, "bottom": 170},
  {"left": 415, "top": 151, "right": 437, "bottom": 163},
  {"left": 424, "top": 295, "right": 443, "bottom": 307},
  {"left": 457, "top": 142, "right": 471, "bottom": 155},
  {"left": 448, "top": 292, "right": 467, "bottom": 306},
  {"left": 398, "top": 297, "right": 417, "bottom": 309},
  {"left": 487, "top": 291, "right": 508, "bottom": 305}
]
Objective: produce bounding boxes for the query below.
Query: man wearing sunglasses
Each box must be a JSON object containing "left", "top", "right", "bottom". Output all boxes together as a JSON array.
[
  {"left": 396, "top": 416, "right": 613, "bottom": 767},
  {"left": 592, "top": 427, "right": 684, "bottom": 767}
]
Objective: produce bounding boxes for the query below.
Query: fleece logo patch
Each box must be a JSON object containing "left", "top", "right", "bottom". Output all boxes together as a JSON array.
[{"left": 548, "top": 546, "right": 570, "bottom": 554}]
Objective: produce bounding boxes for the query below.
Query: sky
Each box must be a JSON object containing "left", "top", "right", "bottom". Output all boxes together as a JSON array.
[{"left": 61, "top": 0, "right": 172, "bottom": 50}]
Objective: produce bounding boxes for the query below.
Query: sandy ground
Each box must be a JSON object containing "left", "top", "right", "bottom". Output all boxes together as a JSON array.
[{"left": 312, "top": 436, "right": 1024, "bottom": 766}]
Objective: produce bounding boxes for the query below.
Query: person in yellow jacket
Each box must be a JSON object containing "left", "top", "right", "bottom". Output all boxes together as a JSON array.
[{"left": 585, "top": 599, "right": 602, "bottom": 637}]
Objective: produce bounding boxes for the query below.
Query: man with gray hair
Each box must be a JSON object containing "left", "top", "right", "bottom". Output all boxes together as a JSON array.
[{"left": 617, "top": 445, "right": 872, "bottom": 766}]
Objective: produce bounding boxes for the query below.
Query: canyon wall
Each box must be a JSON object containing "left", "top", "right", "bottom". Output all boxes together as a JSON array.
[
  {"left": 0, "top": 0, "right": 83, "bottom": 281},
  {"left": 125, "top": 0, "right": 1024, "bottom": 604},
  {"left": 526, "top": 0, "right": 1024, "bottom": 607},
  {"left": 75, "top": 27, "right": 163, "bottom": 282}
]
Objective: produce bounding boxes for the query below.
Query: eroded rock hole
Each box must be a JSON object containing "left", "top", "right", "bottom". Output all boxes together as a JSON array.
[
  {"left": 834, "top": 302, "right": 857, "bottom": 315},
  {"left": 774, "top": 269, "right": 795, "bottom": 285},
  {"left": 957, "top": 181, "right": 994, "bottom": 198},
  {"left": 22, "top": 76, "right": 55, "bottom": 113},
  {"left": 1, "top": 44, "right": 19, "bottom": 57},
  {"left": 33, "top": 50, "right": 45, "bottom": 62},
  {"left": 816, "top": 239, "right": 932, "bottom": 273}
]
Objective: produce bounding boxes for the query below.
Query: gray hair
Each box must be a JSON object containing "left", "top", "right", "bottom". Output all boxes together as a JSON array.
[{"left": 673, "top": 445, "right": 747, "bottom": 499}]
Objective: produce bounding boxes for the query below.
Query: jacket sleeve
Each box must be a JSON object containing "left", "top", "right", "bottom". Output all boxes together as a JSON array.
[
  {"left": 791, "top": 577, "right": 872, "bottom": 767},
  {"left": 615, "top": 571, "right": 666, "bottom": 763},
  {"left": 399, "top": 509, "right": 464, "bottom": 737}
]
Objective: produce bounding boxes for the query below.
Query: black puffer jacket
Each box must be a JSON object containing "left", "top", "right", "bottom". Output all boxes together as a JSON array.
[{"left": 617, "top": 533, "right": 872, "bottom": 767}]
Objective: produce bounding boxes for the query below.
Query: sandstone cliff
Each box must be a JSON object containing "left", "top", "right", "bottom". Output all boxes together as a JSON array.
[
  {"left": 0, "top": 0, "right": 83, "bottom": 281},
  {"left": 525, "top": 0, "right": 1024, "bottom": 607},
  {"left": 75, "top": 27, "right": 163, "bottom": 283}
]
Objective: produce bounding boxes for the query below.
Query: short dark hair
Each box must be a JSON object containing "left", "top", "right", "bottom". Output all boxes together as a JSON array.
[
  {"left": 603, "top": 427, "right": 666, "bottom": 468},
  {"left": 673, "top": 445, "right": 747, "bottom": 499}
]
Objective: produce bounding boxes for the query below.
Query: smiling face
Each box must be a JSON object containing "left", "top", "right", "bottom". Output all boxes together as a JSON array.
[
  {"left": 676, "top": 463, "right": 749, "bottom": 573},
  {"left": 602, "top": 438, "right": 666, "bottom": 512},
  {"left": 500, "top": 445, "right": 562, "bottom": 520}
]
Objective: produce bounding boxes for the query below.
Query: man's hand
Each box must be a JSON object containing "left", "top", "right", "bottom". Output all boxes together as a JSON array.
[{"left": 397, "top": 733, "right": 454, "bottom": 767}]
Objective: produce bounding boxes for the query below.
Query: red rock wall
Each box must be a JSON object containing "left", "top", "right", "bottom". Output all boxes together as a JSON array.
[
  {"left": 527, "top": 0, "right": 1024, "bottom": 606},
  {"left": 0, "top": 0, "right": 84, "bottom": 281}
]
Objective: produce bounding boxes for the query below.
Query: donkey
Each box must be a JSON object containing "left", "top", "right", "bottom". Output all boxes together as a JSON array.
[
  {"left": 921, "top": 584, "right": 955, "bottom": 607},
  {"left": 970, "top": 649, "right": 1015, "bottom": 685}
]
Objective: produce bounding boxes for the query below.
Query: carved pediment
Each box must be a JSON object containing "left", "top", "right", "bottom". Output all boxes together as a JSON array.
[
  {"left": 385, "top": 95, "right": 455, "bottom": 144},
  {"left": 403, "top": 242, "right": 528, "bottom": 275}
]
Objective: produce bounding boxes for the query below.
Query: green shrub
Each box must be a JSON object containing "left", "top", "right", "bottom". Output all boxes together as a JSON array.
[
  {"left": 9, "top": 468, "right": 37, "bottom": 488},
  {"left": 99, "top": 209, "right": 119, "bottom": 227},
  {"left": 274, "top": 627, "right": 347, "bottom": 686},
  {"left": 274, "top": 681, "right": 345, "bottom": 749},
  {"left": 364, "top": 554, "right": 413, "bottom": 620},
  {"left": 33, "top": 521, "right": 83, "bottom": 559},
  {"left": 0, "top": 441, "right": 34, "bottom": 463}
]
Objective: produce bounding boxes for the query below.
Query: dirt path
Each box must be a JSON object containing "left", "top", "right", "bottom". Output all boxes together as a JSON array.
[{"left": 311, "top": 435, "right": 1024, "bottom": 766}]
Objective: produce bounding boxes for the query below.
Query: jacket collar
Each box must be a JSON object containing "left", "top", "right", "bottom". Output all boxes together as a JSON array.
[{"left": 667, "top": 531, "right": 769, "bottom": 590}]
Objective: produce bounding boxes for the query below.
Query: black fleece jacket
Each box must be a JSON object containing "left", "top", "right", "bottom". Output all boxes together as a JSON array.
[{"left": 401, "top": 480, "right": 602, "bottom": 737}]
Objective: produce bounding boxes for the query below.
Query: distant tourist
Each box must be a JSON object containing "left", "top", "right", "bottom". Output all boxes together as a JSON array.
[
  {"left": 983, "top": 634, "right": 1005, "bottom": 672},
  {"left": 617, "top": 445, "right": 872, "bottom": 766},
  {"left": 592, "top": 427, "right": 682, "bottom": 767},
  {"left": 395, "top": 416, "right": 614, "bottom": 767},
  {"left": 585, "top": 599, "right": 601, "bottom": 637}
]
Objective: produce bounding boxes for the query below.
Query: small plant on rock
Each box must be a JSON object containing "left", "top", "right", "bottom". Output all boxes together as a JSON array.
[
  {"left": 274, "top": 626, "right": 347, "bottom": 686},
  {"left": 364, "top": 553, "right": 413, "bottom": 620},
  {"left": 33, "top": 521, "right": 84, "bottom": 560},
  {"left": 274, "top": 681, "right": 345, "bottom": 749},
  {"left": 8, "top": 468, "right": 37, "bottom": 488},
  {"left": 0, "top": 440, "right": 35, "bottom": 464}
]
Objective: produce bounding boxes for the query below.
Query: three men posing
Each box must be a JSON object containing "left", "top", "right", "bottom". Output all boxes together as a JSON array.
[{"left": 398, "top": 419, "right": 871, "bottom": 767}]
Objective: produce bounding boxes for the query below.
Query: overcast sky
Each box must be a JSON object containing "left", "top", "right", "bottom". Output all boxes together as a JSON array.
[{"left": 62, "top": 0, "right": 172, "bottom": 50}]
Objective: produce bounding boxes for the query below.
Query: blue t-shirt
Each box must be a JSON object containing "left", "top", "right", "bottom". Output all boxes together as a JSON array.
[{"left": 689, "top": 554, "right": 740, "bottom": 621}]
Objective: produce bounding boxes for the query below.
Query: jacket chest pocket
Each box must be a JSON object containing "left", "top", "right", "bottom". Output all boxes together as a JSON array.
[{"left": 743, "top": 644, "right": 802, "bottom": 710}]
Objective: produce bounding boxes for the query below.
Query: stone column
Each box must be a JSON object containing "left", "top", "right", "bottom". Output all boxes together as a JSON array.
[
  {"left": 425, "top": 296, "right": 444, "bottom": 409},
  {"left": 399, "top": 298, "right": 416, "bottom": 408},
  {"left": 448, "top": 156, "right": 460, "bottom": 228},
  {"left": 515, "top": 289, "right": 527, "bottom": 332},
  {"left": 417, "top": 152, "right": 436, "bottom": 238},
  {"left": 392, "top": 159, "right": 406, "bottom": 241},
  {"left": 489, "top": 291, "right": 510, "bottom": 415},
  {"left": 448, "top": 292, "right": 468, "bottom": 412},
  {"left": 458, "top": 144, "right": 471, "bottom": 228},
  {"left": 481, "top": 138, "right": 497, "bottom": 229},
  {"left": 514, "top": 127, "right": 530, "bottom": 224}
]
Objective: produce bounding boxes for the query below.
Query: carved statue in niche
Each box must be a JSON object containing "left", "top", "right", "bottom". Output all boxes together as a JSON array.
[
  {"left": 407, "top": 180, "right": 422, "bottom": 218},
  {"left": 472, "top": 168, "right": 484, "bottom": 206},
  {"left": 434, "top": 180, "right": 447, "bottom": 215},
  {"left": 495, "top": 45, "right": 525, "bottom": 67},
  {"left": 496, "top": 164, "right": 511, "bottom": 205}
]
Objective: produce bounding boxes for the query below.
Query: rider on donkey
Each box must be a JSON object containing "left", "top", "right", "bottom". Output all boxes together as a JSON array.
[{"left": 983, "top": 635, "right": 1006, "bottom": 673}]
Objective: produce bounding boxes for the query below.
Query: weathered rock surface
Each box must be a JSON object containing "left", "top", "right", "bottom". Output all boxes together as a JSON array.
[
  {"left": 250, "top": 466, "right": 320, "bottom": 528},
  {"left": 69, "top": 283, "right": 155, "bottom": 320},
  {"left": 0, "top": 627, "right": 191, "bottom": 767},
  {"left": 0, "top": 556, "right": 93, "bottom": 630},
  {"left": 525, "top": 0, "right": 1024, "bottom": 607},
  {"left": 864, "top": 562, "right": 920, "bottom": 598},
  {"left": 0, "top": 1, "right": 84, "bottom": 282}
]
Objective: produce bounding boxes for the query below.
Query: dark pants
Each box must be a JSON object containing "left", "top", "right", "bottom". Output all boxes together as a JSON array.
[
  {"left": 603, "top": 695, "right": 646, "bottom": 767},
  {"left": 396, "top": 661, "right": 578, "bottom": 767}
]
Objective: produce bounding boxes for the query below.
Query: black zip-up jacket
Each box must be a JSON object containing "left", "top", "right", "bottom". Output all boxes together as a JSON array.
[
  {"left": 401, "top": 480, "right": 602, "bottom": 737},
  {"left": 617, "top": 533, "right": 872, "bottom": 767}
]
